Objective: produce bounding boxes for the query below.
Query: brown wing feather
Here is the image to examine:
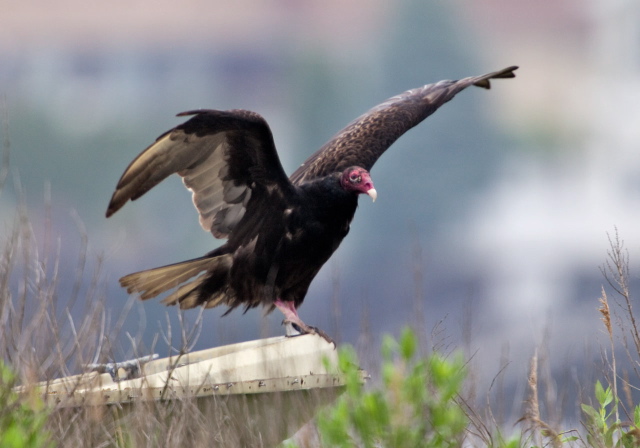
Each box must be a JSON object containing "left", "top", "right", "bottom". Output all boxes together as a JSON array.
[
  {"left": 289, "top": 66, "right": 518, "bottom": 184},
  {"left": 106, "top": 109, "right": 294, "bottom": 239}
]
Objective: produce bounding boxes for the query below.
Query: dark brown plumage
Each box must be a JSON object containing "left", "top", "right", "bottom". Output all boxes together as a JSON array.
[{"left": 106, "top": 66, "right": 517, "bottom": 341}]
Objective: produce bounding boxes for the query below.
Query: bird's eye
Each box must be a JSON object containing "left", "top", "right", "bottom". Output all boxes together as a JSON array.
[{"left": 350, "top": 173, "right": 361, "bottom": 183}]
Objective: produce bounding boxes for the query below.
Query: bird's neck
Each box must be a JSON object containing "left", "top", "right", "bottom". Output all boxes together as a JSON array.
[{"left": 299, "top": 174, "right": 358, "bottom": 217}]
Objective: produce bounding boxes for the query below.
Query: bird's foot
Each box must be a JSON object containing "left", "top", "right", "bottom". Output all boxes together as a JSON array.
[
  {"left": 282, "top": 319, "right": 335, "bottom": 347},
  {"left": 275, "top": 299, "right": 336, "bottom": 346}
]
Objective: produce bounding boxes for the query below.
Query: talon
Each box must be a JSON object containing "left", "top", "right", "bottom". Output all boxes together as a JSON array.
[{"left": 310, "top": 327, "right": 336, "bottom": 347}]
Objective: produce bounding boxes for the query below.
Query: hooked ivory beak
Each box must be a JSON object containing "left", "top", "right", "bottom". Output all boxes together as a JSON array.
[{"left": 367, "top": 188, "right": 378, "bottom": 202}]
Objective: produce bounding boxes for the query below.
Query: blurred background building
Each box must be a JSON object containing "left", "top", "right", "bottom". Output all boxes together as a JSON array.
[{"left": 2, "top": 0, "right": 640, "bottom": 423}]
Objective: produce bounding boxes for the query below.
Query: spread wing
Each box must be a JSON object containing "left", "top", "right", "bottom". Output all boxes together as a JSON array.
[
  {"left": 106, "top": 109, "right": 295, "bottom": 239},
  {"left": 289, "top": 66, "right": 518, "bottom": 184}
]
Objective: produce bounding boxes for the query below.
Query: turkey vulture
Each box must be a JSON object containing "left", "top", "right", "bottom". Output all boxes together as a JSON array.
[{"left": 106, "top": 66, "right": 517, "bottom": 342}]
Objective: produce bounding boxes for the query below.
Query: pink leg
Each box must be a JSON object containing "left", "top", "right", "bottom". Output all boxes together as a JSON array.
[
  {"left": 274, "top": 299, "right": 299, "bottom": 321},
  {"left": 274, "top": 299, "right": 335, "bottom": 345}
]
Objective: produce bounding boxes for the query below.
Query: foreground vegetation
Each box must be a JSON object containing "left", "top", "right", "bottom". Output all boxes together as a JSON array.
[{"left": 3, "top": 227, "right": 640, "bottom": 448}]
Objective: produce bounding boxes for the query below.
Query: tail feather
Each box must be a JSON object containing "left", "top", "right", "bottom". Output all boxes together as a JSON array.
[
  {"left": 161, "top": 275, "right": 207, "bottom": 308},
  {"left": 119, "top": 255, "right": 232, "bottom": 308}
]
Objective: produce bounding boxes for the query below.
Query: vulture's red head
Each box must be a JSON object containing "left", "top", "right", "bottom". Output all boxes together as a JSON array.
[{"left": 340, "top": 166, "right": 377, "bottom": 202}]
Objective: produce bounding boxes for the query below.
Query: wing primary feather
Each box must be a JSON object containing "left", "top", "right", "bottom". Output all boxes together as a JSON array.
[{"left": 289, "top": 66, "right": 518, "bottom": 184}]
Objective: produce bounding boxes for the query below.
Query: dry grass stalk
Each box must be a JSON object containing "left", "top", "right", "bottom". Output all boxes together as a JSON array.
[
  {"left": 0, "top": 94, "right": 10, "bottom": 192},
  {"left": 519, "top": 352, "right": 563, "bottom": 448},
  {"left": 622, "top": 370, "right": 633, "bottom": 413},
  {"left": 599, "top": 287, "right": 619, "bottom": 424},
  {"left": 599, "top": 287, "right": 613, "bottom": 338},
  {"left": 602, "top": 230, "right": 640, "bottom": 363},
  {"left": 525, "top": 350, "right": 542, "bottom": 447}
]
